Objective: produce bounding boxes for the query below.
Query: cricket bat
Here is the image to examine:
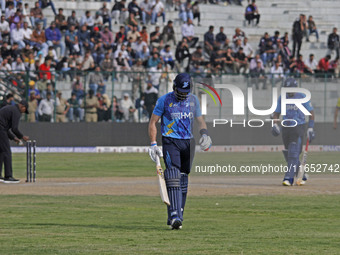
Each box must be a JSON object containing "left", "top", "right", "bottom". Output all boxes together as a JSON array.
[
  {"left": 296, "top": 138, "right": 309, "bottom": 186},
  {"left": 155, "top": 156, "right": 170, "bottom": 206}
]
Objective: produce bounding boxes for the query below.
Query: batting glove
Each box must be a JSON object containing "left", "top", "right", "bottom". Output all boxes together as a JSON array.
[
  {"left": 148, "top": 142, "right": 163, "bottom": 163},
  {"left": 271, "top": 123, "right": 281, "bottom": 137},
  {"left": 199, "top": 134, "right": 212, "bottom": 151},
  {"left": 307, "top": 128, "right": 315, "bottom": 142}
]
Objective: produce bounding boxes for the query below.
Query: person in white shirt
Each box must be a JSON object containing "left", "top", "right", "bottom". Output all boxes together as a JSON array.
[
  {"left": 305, "top": 53, "right": 318, "bottom": 72},
  {"left": 270, "top": 61, "right": 284, "bottom": 85},
  {"left": 249, "top": 54, "right": 264, "bottom": 70},
  {"left": 160, "top": 44, "right": 174, "bottom": 69},
  {"left": 22, "top": 21, "right": 33, "bottom": 45},
  {"left": 149, "top": 62, "right": 163, "bottom": 90},
  {"left": 12, "top": 57, "right": 26, "bottom": 75},
  {"left": 5, "top": 2, "right": 15, "bottom": 20},
  {"left": 242, "top": 37, "right": 253, "bottom": 59},
  {"left": 114, "top": 44, "right": 129, "bottom": 59},
  {"left": 140, "top": 0, "right": 152, "bottom": 24},
  {"left": 151, "top": 0, "right": 165, "bottom": 25},
  {"left": 0, "top": 16, "right": 10, "bottom": 42},
  {"left": 120, "top": 93, "right": 138, "bottom": 122},
  {"left": 132, "top": 37, "right": 148, "bottom": 55},
  {"left": 10, "top": 23, "right": 25, "bottom": 49},
  {"left": 38, "top": 92, "right": 55, "bottom": 122},
  {"left": 80, "top": 11, "right": 95, "bottom": 30},
  {"left": 181, "top": 19, "right": 198, "bottom": 48}
]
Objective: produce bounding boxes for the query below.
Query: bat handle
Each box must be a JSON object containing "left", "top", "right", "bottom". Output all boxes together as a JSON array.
[{"left": 155, "top": 155, "right": 161, "bottom": 166}]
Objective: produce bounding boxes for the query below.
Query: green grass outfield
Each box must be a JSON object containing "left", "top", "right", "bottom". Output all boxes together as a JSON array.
[{"left": 0, "top": 152, "right": 339, "bottom": 254}]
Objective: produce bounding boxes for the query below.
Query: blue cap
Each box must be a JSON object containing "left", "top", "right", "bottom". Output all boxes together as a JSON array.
[
  {"left": 283, "top": 77, "right": 298, "bottom": 87},
  {"left": 173, "top": 73, "right": 191, "bottom": 93}
]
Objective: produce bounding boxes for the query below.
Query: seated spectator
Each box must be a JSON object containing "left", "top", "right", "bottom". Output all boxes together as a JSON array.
[
  {"left": 245, "top": 0, "right": 260, "bottom": 26},
  {"left": 270, "top": 61, "right": 284, "bottom": 86},
  {"left": 242, "top": 37, "right": 253, "bottom": 59},
  {"left": 39, "top": 57, "right": 52, "bottom": 80},
  {"left": 258, "top": 32, "right": 269, "bottom": 54},
  {"left": 175, "top": 39, "right": 191, "bottom": 71},
  {"left": 45, "top": 21, "right": 65, "bottom": 57},
  {"left": 160, "top": 44, "right": 175, "bottom": 69},
  {"left": 151, "top": 0, "right": 165, "bottom": 25},
  {"left": 55, "top": 91, "right": 69, "bottom": 123},
  {"left": 305, "top": 54, "right": 319, "bottom": 73},
  {"left": 140, "top": 0, "right": 152, "bottom": 25},
  {"left": 67, "top": 92, "right": 83, "bottom": 122},
  {"left": 144, "top": 80, "right": 158, "bottom": 117},
  {"left": 88, "top": 66, "right": 106, "bottom": 94},
  {"left": 101, "top": 25, "right": 114, "bottom": 50},
  {"left": 81, "top": 11, "right": 95, "bottom": 31},
  {"left": 9, "top": 9, "right": 23, "bottom": 31},
  {"left": 296, "top": 54, "right": 313, "bottom": 75},
  {"left": 38, "top": 91, "right": 54, "bottom": 122},
  {"left": 216, "top": 26, "right": 227, "bottom": 47},
  {"left": 280, "top": 32, "right": 290, "bottom": 46},
  {"left": 125, "top": 12, "right": 139, "bottom": 32},
  {"left": 140, "top": 26, "right": 149, "bottom": 43},
  {"left": 307, "top": 15, "right": 319, "bottom": 42},
  {"left": 114, "top": 51, "right": 131, "bottom": 80},
  {"left": 147, "top": 53, "right": 161, "bottom": 69},
  {"left": 111, "top": 0, "right": 128, "bottom": 25},
  {"left": 90, "top": 26, "right": 102, "bottom": 46},
  {"left": 5, "top": 2, "right": 16, "bottom": 20},
  {"left": 260, "top": 40, "right": 276, "bottom": 67},
  {"left": 318, "top": 55, "right": 331, "bottom": 74},
  {"left": 181, "top": 19, "right": 198, "bottom": 48},
  {"left": 234, "top": 47, "right": 248, "bottom": 74},
  {"left": 78, "top": 25, "right": 93, "bottom": 52},
  {"left": 82, "top": 89, "right": 99, "bottom": 122},
  {"left": 67, "top": 10, "right": 79, "bottom": 29},
  {"left": 128, "top": 0, "right": 142, "bottom": 21},
  {"left": 126, "top": 43, "right": 137, "bottom": 66},
  {"left": 11, "top": 22, "right": 25, "bottom": 49},
  {"left": 288, "top": 56, "right": 298, "bottom": 74},
  {"left": 22, "top": 21, "right": 33, "bottom": 46},
  {"left": 65, "top": 25, "right": 80, "bottom": 55},
  {"left": 179, "top": 0, "right": 193, "bottom": 23},
  {"left": 93, "top": 11, "right": 104, "bottom": 28},
  {"left": 232, "top": 38, "right": 242, "bottom": 54},
  {"left": 191, "top": 45, "right": 206, "bottom": 66},
  {"left": 127, "top": 25, "right": 141, "bottom": 43},
  {"left": 100, "top": 53, "right": 114, "bottom": 80},
  {"left": 41, "top": 82, "right": 55, "bottom": 99},
  {"left": 92, "top": 41, "right": 106, "bottom": 65},
  {"left": 81, "top": 51, "right": 95, "bottom": 71},
  {"left": 30, "top": 1, "right": 47, "bottom": 29},
  {"left": 55, "top": 8, "right": 68, "bottom": 31},
  {"left": 328, "top": 27, "right": 339, "bottom": 59},
  {"left": 36, "top": 73, "right": 49, "bottom": 93},
  {"left": 133, "top": 36, "right": 148, "bottom": 56},
  {"left": 99, "top": 2, "right": 112, "bottom": 30},
  {"left": 270, "top": 31, "right": 280, "bottom": 49},
  {"left": 190, "top": 63, "right": 204, "bottom": 78},
  {"left": 149, "top": 62, "right": 164, "bottom": 90},
  {"left": 115, "top": 26, "right": 126, "bottom": 43},
  {"left": 204, "top": 26, "right": 215, "bottom": 57},
  {"left": 39, "top": 0, "right": 57, "bottom": 16},
  {"left": 72, "top": 80, "right": 85, "bottom": 102},
  {"left": 121, "top": 93, "right": 138, "bottom": 122},
  {"left": 0, "top": 15, "right": 10, "bottom": 43},
  {"left": 137, "top": 45, "right": 150, "bottom": 64},
  {"left": 210, "top": 48, "right": 226, "bottom": 73},
  {"left": 232, "top": 28, "right": 245, "bottom": 45},
  {"left": 150, "top": 26, "right": 164, "bottom": 50},
  {"left": 162, "top": 20, "right": 176, "bottom": 45},
  {"left": 192, "top": 1, "right": 200, "bottom": 26},
  {"left": 250, "top": 61, "right": 267, "bottom": 89}
]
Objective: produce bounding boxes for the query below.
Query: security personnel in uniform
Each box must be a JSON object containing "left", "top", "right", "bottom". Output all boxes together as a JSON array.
[
  {"left": 82, "top": 89, "right": 99, "bottom": 122},
  {"left": 0, "top": 100, "right": 30, "bottom": 183}
]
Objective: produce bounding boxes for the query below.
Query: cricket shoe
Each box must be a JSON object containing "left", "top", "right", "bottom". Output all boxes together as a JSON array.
[
  {"left": 170, "top": 218, "right": 182, "bottom": 230},
  {"left": 282, "top": 180, "right": 292, "bottom": 186},
  {"left": 0, "top": 176, "right": 4, "bottom": 183},
  {"left": 4, "top": 177, "right": 20, "bottom": 184}
]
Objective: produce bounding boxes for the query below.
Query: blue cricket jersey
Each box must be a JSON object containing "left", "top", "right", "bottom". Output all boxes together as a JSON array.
[
  {"left": 274, "top": 92, "right": 314, "bottom": 126},
  {"left": 153, "top": 92, "right": 202, "bottom": 139}
]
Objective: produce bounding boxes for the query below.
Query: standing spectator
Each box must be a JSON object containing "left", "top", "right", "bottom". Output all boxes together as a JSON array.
[
  {"left": 39, "top": 0, "right": 57, "bottom": 16},
  {"left": 121, "top": 93, "right": 138, "bottom": 122},
  {"left": 30, "top": 1, "right": 47, "bottom": 29},
  {"left": 191, "top": 1, "right": 200, "bottom": 26},
  {"left": 67, "top": 10, "right": 79, "bottom": 29},
  {"left": 97, "top": 94, "right": 111, "bottom": 122},
  {"left": 38, "top": 91, "right": 54, "bottom": 122},
  {"left": 270, "top": 61, "right": 284, "bottom": 86},
  {"left": 131, "top": 59, "right": 145, "bottom": 98},
  {"left": 327, "top": 27, "right": 340, "bottom": 59},
  {"left": 89, "top": 66, "right": 106, "bottom": 94},
  {"left": 140, "top": 0, "right": 152, "bottom": 25},
  {"left": 82, "top": 89, "right": 99, "bottom": 122},
  {"left": 28, "top": 91, "right": 38, "bottom": 123},
  {"left": 111, "top": 0, "right": 128, "bottom": 25},
  {"left": 204, "top": 25, "right": 215, "bottom": 57},
  {"left": 234, "top": 47, "right": 248, "bottom": 74},
  {"left": 55, "top": 91, "right": 69, "bottom": 123},
  {"left": 250, "top": 61, "right": 267, "bottom": 89},
  {"left": 179, "top": 0, "right": 193, "bottom": 23},
  {"left": 242, "top": 37, "right": 253, "bottom": 59},
  {"left": 67, "top": 93, "right": 83, "bottom": 122},
  {"left": 216, "top": 27, "right": 227, "bottom": 47},
  {"left": 232, "top": 28, "right": 245, "bottom": 45},
  {"left": 144, "top": 80, "right": 158, "bottom": 117},
  {"left": 245, "top": 0, "right": 260, "bottom": 26},
  {"left": 151, "top": 0, "right": 165, "bottom": 25},
  {"left": 45, "top": 21, "right": 65, "bottom": 57},
  {"left": 307, "top": 15, "right": 319, "bottom": 42},
  {"left": 81, "top": 11, "right": 95, "bottom": 31},
  {"left": 292, "top": 14, "right": 305, "bottom": 58},
  {"left": 305, "top": 54, "right": 318, "bottom": 73},
  {"left": 181, "top": 19, "right": 198, "bottom": 48},
  {"left": 55, "top": 8, "right": 68, "bottom": 31},
  {"left": 149, "top": 62, "right": 164, "bottom": 90},
  {"left": 162, "top": 20, "right": 176, "bottom": 45}
]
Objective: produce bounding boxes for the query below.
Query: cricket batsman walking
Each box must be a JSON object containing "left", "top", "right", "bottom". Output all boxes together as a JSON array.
[
  {"left": 148, "top": 73, "right": 212, "bottom": 229},
  {"left": 271, "top": 78, "right": 315, "bottom": 186}
]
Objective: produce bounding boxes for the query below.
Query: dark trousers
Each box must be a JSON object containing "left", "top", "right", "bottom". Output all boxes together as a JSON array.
[
  {"left": 282, "top": 124, "right": 305, "bottom": 152},
  {"left": 292, "top": 35, "right": 303, "bottom": 58},
  {"left": 245, "top": 13, "right": 260, "bottom": 25},
  {"left": 0, "top": 129, "right": 13, "bottom": 178},
  {"left": 162, "top": 137, "right": 195, "bottom": 174}
]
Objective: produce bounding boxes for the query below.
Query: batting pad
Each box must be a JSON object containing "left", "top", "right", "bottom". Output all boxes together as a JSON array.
[
  {"left": 164, "top": 167, "right": 183, "bottom": 221},
  {"left": 180, "top": 173, "right": 188, "bottom": 215}
]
